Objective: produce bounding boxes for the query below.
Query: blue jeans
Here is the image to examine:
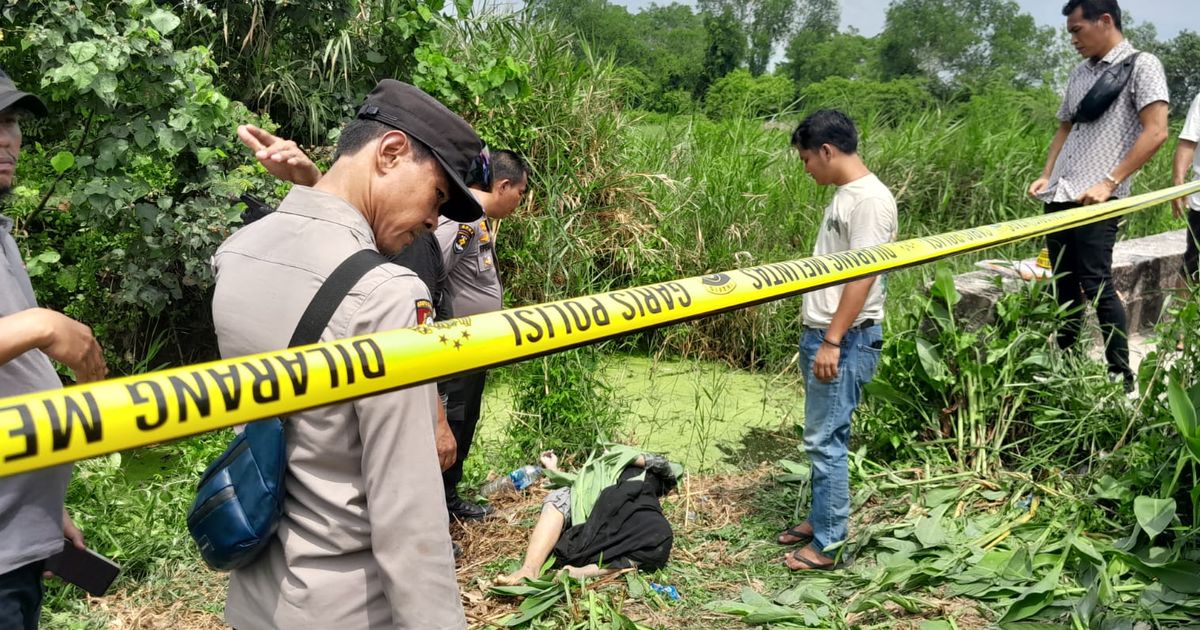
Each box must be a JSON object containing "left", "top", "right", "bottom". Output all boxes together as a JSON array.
[
  {"left": 0, "top": 560, "right": 43, "bottom": 630},
  {"left": 799, "top": 325, "right": 882, "bottom": 558}
]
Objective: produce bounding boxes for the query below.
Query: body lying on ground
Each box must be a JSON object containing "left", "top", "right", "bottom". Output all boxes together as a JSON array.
[{"left": 497, "top": 445, "right": 681, "bottom": 585}]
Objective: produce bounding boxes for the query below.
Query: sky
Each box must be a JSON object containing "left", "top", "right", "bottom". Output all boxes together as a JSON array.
[{"left": 614, "top": 0, "right": 1200, "bottom": 40}]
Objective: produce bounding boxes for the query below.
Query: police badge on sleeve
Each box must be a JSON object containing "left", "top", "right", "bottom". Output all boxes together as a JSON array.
[
  {"left": 453, "top": 223, "right": 475, "bottom": 254},
  {"left": 415, "top": 299, "right": 434, "bottom": 325}
]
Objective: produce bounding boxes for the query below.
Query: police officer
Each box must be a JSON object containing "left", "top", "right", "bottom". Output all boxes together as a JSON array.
[{"left": 438, "top": 150, "right": 529, "bottom": 520}]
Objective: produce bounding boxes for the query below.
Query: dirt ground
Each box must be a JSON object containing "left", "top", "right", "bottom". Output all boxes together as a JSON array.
[{"left": 78, "top": 468, "right": 771, "bottom": 629}]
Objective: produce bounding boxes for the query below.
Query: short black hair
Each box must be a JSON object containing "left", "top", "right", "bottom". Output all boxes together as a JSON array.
[
  {"left": 333, "top": 118, "right": 434, "bottom": 163},
  {"left": 1062, "top": 0, "right": 1122, "bottom": 32},
  {"left": 491, "top": 150, "right": 529, "bottom": 186},
  {"left": 792, "top": 110, "right": 858, "bottom": 155}
]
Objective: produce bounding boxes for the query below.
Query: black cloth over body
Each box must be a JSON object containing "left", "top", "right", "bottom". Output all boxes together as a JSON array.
[
  {"left": 1044, "top": 201, "right": 1131, "bottom": 379},
  {"left": 0, "top": 561, "right": 43, "bottom": 630},
  {"left": 552, "top": 466, "right": 674, "bottom": 572},
  {"left": 389, "top": 231, "right": 452, "bottom": 321},
  {"left": 442, "top": 371, "right": 487, "bottom": 499},
  {"left": 1184, "top": 210, "right": 1200, "bottom": 282}
]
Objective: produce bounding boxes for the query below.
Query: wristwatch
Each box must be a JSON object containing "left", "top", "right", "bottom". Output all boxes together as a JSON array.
[{"left": 1105, "top": 173, "right": 1121, "bottom": 187}]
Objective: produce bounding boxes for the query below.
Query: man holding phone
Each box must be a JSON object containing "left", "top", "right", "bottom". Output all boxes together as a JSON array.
[{"left": 0, "top": 70, "right": 104, "bottom": 629}]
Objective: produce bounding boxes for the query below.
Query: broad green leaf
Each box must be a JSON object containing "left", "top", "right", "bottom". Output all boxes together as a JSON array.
[
  {"left": 925, "top": 487, "right": 960, "bottom": 508},
  {"left": 50, "top": 151, "right": 74, "bottom": 174},
  {"left": 931, "top": 266, "right": 961, "bottom": 306},
  {"left": 920, "top": 622, "right": 954, "bottom": 630},
  {"left": 1092, "top": 475, "right": 1134, "bottom": 502},
  {"left": 998, "top": 563, "right": 1062, "bottom": 623},
  {"left": 147, "top": 9, "right": 181, "bottom": 35},
  {"left": 1168, "top": 375, "right": 1200, "bottom": 461},
  {"left": 916, "top": 338, "right": 949, "bottom": 384},
  {"left": 67, "top": 41, "right": 98, "bottom": 62},
  {"left": 1072, "top": 536, "right": 1106, "bottom": 567},
  {"left": 1133, "top": 496, "right": 1176, "bottom": 539},
  {"left": 624, "top": 572, "right": 645, "bottom": 598},
  {"left": 1125, "top": 557, "right": 1200, "bottom": 594},
  {"left": 915, "top": 503, "right": 950, "bottom": 548}
]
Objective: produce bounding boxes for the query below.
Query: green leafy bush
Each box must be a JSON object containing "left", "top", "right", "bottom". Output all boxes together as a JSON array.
[
  {"left": 3, "top": 0, "right": 273, "bottom": 368},
  {"left": 799, "top": 76, "right": 934, "bottom": 126},
  {"left": 863, "top": 267, "right": 1129, "bottom": 475},
  {"left": 703, "top": 69, "right": 795, "bottom": 120}
]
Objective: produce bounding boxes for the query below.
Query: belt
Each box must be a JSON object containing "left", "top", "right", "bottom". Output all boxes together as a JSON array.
[{"left": 805, "top": 319, "right": 877, "bottom": 332}]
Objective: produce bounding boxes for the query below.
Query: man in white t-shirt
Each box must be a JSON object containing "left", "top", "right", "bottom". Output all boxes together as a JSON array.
[
  {"left": 775, "top": 110, "right": 897, "bottom": 571},
  {"left": 1173, "top": 92, "right": 1200, "bottom": 281}
]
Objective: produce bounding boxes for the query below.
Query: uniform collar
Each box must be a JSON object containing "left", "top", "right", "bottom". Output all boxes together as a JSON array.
[
  {"left": 1096, "top": 39, "right": 1135, "bottom": 67},
  {"left": 275, "top": 186, "right": 377, "bottom": 248}
]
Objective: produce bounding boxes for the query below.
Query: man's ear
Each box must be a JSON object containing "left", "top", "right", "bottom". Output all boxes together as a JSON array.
[{"left": 375, "top": 130, "right": 412, "bottom": 172}]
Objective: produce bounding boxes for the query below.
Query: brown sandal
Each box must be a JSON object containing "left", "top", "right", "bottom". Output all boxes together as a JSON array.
[
  {"left": 784, "top": 548, "right": 834, "bottom": 571},
  {"left": 776, "top": 525, "right": 813, "bottom": 546}
]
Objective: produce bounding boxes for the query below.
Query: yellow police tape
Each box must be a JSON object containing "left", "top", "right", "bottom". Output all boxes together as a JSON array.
[{"left": 2, "top": 182, "right": 1199, "bottom": 477}]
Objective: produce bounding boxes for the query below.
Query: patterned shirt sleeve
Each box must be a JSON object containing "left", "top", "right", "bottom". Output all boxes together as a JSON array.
[
  {"left": 1130, "top": 53, "right": 1170, "bottom": 113},
  {"left": 1056, "top": 67, "right": 1077, "bottom": 123}
]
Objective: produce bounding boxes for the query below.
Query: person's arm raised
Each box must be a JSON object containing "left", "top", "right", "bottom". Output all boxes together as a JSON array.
[{"left": 237, "top": 124, "right": 323, "bottom": 187}]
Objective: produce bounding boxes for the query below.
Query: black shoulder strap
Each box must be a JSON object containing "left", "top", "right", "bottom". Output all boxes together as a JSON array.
[
  {"left": 289, "top": 250, "right": 389, "bottom": 348},
  {"left": 1072, "top": 52, "right": 1142, "bottom": 125}
]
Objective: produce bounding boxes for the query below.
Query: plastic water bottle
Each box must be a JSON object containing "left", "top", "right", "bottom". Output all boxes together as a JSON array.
[{"left": 480, "top": 465, "right": 543, "bottom": 496}]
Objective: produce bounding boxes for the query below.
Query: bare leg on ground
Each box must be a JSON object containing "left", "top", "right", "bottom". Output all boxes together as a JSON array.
[
  {"left": 564, "top": 564, "right": 622, "bottom": 579},
  {"left": 496, "top": 504, "right": 565, "bottom": 585}
]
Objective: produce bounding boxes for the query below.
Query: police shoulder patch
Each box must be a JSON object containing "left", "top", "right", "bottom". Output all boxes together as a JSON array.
[
  {"left": 453, "top": 223, "right": 475, "bottom": 254},
  {"left": 415, "top": 299, "right": 434, "bottom": 325}
]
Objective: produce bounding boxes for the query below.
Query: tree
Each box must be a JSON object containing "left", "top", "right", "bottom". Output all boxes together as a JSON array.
[
  {"left": 777, "top": 0, "right": 851, "bottom": 87},
  {"left": 699, "top": 0, "right": 804, "bottom": 76},
  {"left": 530, "top": 0, "right": 706, "bottom": 112},
  {"left": 1150, "top": 30, "right": 1200, "bottom": 114},
  {"left": 782, "top": 31, "right": 878, "bottom": 87},
  {"left": 630, "top": 3, "right": 707, "bottom": 97},
  {"left": 697, "top": 8, "right": 746, "bottom": 98},
  {"left": 878, "top": 0, "right": 1057, "bottom": 92}
]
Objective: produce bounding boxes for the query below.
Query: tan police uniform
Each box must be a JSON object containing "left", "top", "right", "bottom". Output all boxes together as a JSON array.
[
  {"left": 211, "top": 186, "right": 465, "bottom": 630},
  {"left": 433, "top": 212, "right": 501, "bottom": 507}
]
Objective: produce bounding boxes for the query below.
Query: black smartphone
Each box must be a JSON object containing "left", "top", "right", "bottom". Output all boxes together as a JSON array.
[{"left": 43, "top": 540, "right": 121, "bottom": 597}]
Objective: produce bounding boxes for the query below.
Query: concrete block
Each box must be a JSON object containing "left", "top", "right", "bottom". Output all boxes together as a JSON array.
[{"left": 948, "top": 229, "right": 1187, "bottom": 334}]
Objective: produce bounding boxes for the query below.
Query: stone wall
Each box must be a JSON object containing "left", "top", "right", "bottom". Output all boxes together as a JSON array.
[{"left": 952, "top": 229, "right": 1188, "bottom": 332}]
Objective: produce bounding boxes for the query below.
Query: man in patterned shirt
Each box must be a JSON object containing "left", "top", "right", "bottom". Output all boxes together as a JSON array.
[{"left": 1027, "top": 0, "right": 1169, "bottom": 392}]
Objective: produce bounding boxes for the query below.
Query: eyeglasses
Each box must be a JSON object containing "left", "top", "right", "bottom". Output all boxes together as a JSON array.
[{"left": 466, "top": 147, "right": 491, "bottom": 190}]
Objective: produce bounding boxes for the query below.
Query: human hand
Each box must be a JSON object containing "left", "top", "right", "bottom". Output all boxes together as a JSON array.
[
  {"left": 1077, "top": 179, "right": 1117, "bottom": 206},
  {"left": 63, "top": 509, "right": 85, "bottom": 550},
  {"left": 23, "top": 309, "right": 107, "bottom": 382},
  {"left": 1173, "top": 196, "right": 1186, "bottom": 220},
  {"left": 539, "top": 450, "right": 559, "bottom": 471},
  {"left": 237, "top": 124, "right": 322, "bottom": 187},
  {"left": 813, "top": 342, "right": 840, "bottom": 383},
  {"left": 1027, "top": 177, "right": 1050, "bottom": 198},
  {"left": 435, "top": 409, "right": 456, "bottom": 472},
  {"left": 45, "top": 510, "right": 85, "bottom": 579}
]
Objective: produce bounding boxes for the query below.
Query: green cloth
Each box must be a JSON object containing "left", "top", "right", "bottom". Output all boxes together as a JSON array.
[{"left": 543, "top": 444, "right": 643, "bottom": 526}]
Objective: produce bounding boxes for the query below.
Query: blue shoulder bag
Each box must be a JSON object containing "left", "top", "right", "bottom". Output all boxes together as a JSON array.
[{"left": 187, "top": 249, "right": 388, "bottom": 571}]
